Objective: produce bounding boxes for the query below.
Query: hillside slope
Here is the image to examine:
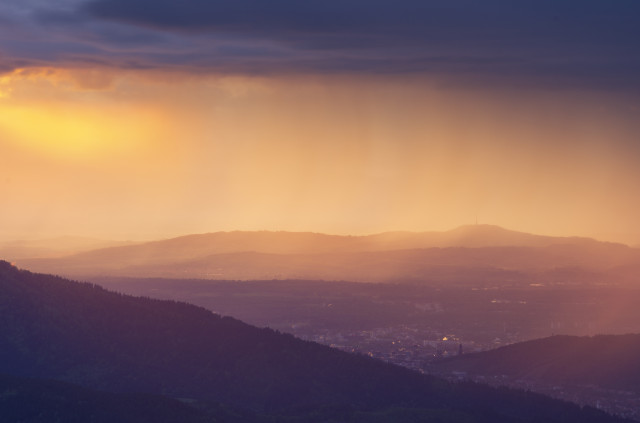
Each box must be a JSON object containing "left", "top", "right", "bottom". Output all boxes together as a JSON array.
[
  {"left": 0, "top": 261, "right": 626, "bottom": 422},
  {"left": 432, "top": 334, "right": 640, "bottom": 391},
  {"left": 0, "top": 373, "right": 223, "bottom": 423}
]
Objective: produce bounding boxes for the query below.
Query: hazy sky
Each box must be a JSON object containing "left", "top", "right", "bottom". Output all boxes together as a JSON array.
[{"left": 1, "top": 1, "right": 640, "bottom": 244}]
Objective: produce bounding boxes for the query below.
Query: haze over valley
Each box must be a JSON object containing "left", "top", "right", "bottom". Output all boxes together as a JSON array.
[
  {"left": 8, "top": 225, "right": 640, "bottom": 419},
  {"left": 15, "top": 225, "right": 640, "bottom": 283},
  {"left": 0, "top": 261, "right": 631, "bottom": 422},
  {"left": 2, "top": 0, "right": 640, "bottom": 421}
]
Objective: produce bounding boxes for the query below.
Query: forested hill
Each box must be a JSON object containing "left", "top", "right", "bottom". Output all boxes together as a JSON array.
[
  {"left": 0, "top": 373, "right": 218, "bottom": 423},
  {"left": 0, "top": 261, "right": 628, "bottom": 422},
  {"left": 432, "top": 334, "right": 640, "bottom": 392}
]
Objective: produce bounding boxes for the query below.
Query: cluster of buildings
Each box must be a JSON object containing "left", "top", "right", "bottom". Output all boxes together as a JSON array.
[
  {"left": 289, "top": 323, "right": 640, "bottom": 421},
  {"left": 295, "top": 324, "right": 492, "bottom": 372}
]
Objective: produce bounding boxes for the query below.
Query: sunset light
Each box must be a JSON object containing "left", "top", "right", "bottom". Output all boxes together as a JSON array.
[
  {"left": 0, "top": 104, "right": 164, "bottom": 159},
  {"left": 2, "top": 1, "right": 640, "bottom": 422}
]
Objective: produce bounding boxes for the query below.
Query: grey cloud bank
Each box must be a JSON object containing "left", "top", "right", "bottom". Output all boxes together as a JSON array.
[{"left": 0, "top": 0, "right": 639, "bottom": 91}]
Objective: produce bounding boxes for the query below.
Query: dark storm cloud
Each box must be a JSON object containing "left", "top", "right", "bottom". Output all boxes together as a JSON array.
[
  {"left": 2, "top": 0, "right": 640, "bottom": 90},
  {"left": 80, "top": 0, "right": 640, "bottom": 47},
  {"left": 81, "top": 0, "right": 640, "bottom": 90}
]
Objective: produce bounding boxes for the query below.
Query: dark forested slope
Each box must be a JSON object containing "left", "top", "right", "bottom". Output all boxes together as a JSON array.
[
  {"left": 0, "top": 261, "right": 627, "bottom": 422},
  {"left": 0, "top": 373, "right": 221, "bottom": 423},
  {"left": 432, "top": 334, "right": 640, "bottom": 392}
]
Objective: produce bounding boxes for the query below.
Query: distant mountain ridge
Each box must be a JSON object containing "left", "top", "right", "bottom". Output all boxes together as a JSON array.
[
  {"left": 14, "top": 225, "right": 640, "bottom": 282},
  {"left": 20, "top": 225, "right": 626, "bottom": 260},
  {"left": 0, "top": 261, "right": 626, "bottom": 422}
]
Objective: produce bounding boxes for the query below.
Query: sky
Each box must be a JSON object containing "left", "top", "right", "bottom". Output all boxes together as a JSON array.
[{"left": 1, "top": 0, "right": 640, "bottom": 244}]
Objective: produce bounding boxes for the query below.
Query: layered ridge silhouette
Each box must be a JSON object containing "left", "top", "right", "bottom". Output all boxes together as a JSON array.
[{"left": 16, "top": 225, "right": 640, "bottom": 283}]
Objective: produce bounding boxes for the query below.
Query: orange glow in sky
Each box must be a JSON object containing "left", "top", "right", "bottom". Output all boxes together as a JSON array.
[
  {"left": 1, "top": 68, "right": 639, "bottom": 244},
  {"left": 0, "top": 104, "right": 163, "bottom": 159}
]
